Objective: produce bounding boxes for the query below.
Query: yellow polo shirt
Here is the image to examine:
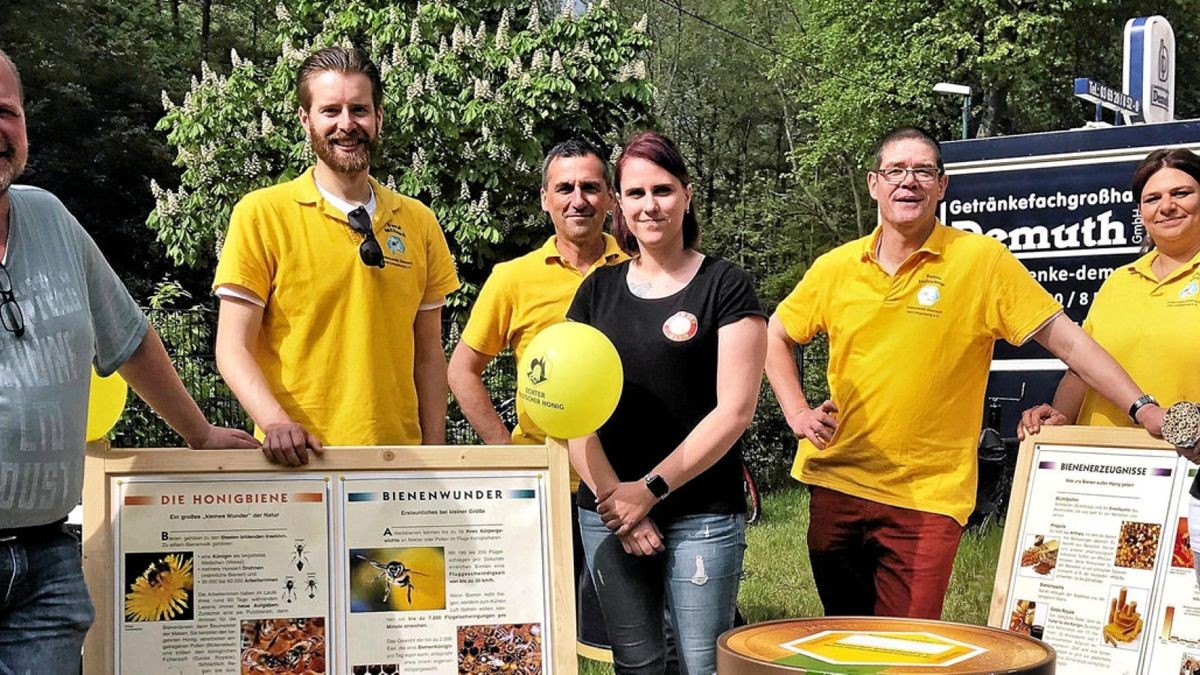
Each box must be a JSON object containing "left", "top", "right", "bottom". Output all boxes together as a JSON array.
[
  {"left": 213, "top": 168, "right": 460, "bottom": 445},
  {"left": 776, "top": 223, "right": 1061, "bottom": 525},
  {"left": 461, "top": 234, "right": 627, "bottom": 448},
  {"left": 1077, "top": 248, "right": 1200, "bottom": 427}
]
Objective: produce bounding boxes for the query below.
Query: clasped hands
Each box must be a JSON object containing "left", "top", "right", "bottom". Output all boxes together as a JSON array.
[{"left": 596, "top": 481, "right": 664, "bottom": 556}]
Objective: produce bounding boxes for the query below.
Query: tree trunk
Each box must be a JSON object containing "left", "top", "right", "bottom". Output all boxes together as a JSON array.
[
  {"left": 252, "top": 0, "right": 260, "bottom": 59},
  {"left": 847, "top": 160, "right": 865, "bottom": 238},
  {"left": 170, "top": 0, "right": 180, "bottom": 33},
  {"left": 200, "top": 0, "right": 213, "bottom": 63},
  {"left": 976, "top": 84, "right": 1009, "bottom": 138}
]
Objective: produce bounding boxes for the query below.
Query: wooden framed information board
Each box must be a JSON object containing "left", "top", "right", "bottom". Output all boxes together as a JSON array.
[
  {"left": 81, "top": 440, "right": 576, "bottom": 674},
  {"left": 989, "top": 426, "right": 1199, "bottom": 674}
]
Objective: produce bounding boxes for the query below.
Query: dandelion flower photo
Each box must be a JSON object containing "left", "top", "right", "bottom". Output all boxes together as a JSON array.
[{"left": 124, "top": 552, "right": 195, "bottom": 622}]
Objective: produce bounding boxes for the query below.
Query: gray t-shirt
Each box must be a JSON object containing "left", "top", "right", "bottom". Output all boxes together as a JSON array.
[{"left": 0, "top": 186, "right": 147, "bottom": 528}]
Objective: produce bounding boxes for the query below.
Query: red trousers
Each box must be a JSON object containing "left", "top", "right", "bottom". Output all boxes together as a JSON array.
[{"left": 806, "top": 486, "right": 964, "bottom": 619}]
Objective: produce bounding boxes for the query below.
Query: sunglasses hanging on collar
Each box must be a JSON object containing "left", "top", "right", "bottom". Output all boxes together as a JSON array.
[
  {"left": 347, "top": 206, "right": 385, "bottom": 269},
  {"left": 0, "top": 261, "right": 25, "bottom": 338}
]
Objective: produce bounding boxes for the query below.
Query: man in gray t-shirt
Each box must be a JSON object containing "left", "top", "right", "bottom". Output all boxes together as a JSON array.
[{"left": 0, "top": 50, "right": 257, "bottom": 672}]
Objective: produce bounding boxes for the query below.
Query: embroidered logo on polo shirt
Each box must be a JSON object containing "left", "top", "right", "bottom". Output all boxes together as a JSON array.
[
  {"left": 662, "top": 311, "right": 699, "bottom": 342},
  {"left": 381, "top": 223, "right": 413, "bottom": 269},
  {"left": 917, "top": 285, "right": 941, "bottom": 306},
  {"left": 906, "top": 275, "right": 945, "bottom": 318},
  {"left": 1168, "top": 275, "right": 1200, "bottom": 308}
]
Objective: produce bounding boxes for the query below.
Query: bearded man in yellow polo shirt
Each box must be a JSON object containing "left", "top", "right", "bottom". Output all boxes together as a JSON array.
[
  {"left": 213, "top": 47, "right": 460, "bottom": 465},
  {"left": 764, "top": 127, "right": 1167, "bottom": 620},
  {"left": 448, "top": 139, "right": 626, "bottom": 660}
]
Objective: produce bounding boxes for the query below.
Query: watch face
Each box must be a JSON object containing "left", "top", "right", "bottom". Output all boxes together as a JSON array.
[
  {"left": 645, "top": 474, "right": 669, "bottom": 498},
  {"left": 1129, "top": 395, "right": 1158, "bottom": 423}
]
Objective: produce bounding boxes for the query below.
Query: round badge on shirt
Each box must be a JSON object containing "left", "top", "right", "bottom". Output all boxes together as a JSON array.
[{"left": 662, "top": 311, "right": 699, "bottom": 342}]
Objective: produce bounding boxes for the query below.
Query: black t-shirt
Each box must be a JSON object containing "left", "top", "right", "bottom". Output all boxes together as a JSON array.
[{"left": 566, "top": 256, "right": 765, "bottom": 518}]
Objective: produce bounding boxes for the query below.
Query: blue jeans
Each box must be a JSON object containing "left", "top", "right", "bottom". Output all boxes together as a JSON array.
[
  {"left": 0, "top": 526, "right": 92, "bottom": 675},
  {"left": 579, "top": 509, "right": 745, "bottom": 675}
]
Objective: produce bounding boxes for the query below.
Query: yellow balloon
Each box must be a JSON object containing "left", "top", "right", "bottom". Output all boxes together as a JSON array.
[
  {"left": 517, "top": 322, "right": 623, "bottom": 439},
  {"left": 87, "top": 368, "right": 128, "bottom": 441}
]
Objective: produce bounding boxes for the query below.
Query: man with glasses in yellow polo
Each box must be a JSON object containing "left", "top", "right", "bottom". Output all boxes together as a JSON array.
[
  {"left": 765, "top": 126, "right": 1166, "bottom": 620},
  {"left": 214, "top": 47, "right": 459, "bottom": 464}
]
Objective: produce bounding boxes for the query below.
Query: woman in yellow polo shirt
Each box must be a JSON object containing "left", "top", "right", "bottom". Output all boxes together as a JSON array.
[{"left": 1020, "top": 147, "right": 1200, "bottom": 583}]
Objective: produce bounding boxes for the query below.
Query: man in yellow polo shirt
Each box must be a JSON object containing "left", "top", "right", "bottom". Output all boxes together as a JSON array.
[
  {"left": 448, "top": 139, "right": 625, "bottom": 660},
  {"left": 213, "top": 47, "right": 459, "bottom": 465},
  {"left": 449, "top": 139, "right": 625, "bottom": 448},
  {"left": 764, "top": 127, "right": 1166, "bottom": 620}
]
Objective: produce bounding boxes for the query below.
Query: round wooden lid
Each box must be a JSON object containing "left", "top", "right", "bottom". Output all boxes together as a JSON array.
[{"left": 717, "top": 617, "right": 1055, "bottom": 675}]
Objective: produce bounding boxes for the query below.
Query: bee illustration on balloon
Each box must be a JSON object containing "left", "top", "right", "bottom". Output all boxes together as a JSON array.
[{"left": 526, "top": 357, "right": 549, "bottom": 385}]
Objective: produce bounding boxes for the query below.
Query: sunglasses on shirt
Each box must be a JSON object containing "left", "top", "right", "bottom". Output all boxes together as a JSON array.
[
  {"left": 0, "top": 261, "right": 24, "bottom": 338},
  {"left": 347, "top": 206, "right": 385, "bottom": 269}
]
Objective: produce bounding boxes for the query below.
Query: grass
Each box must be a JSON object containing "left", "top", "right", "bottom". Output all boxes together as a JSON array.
[{"left": 577, "top": 487, "right": 1004, "bottom": 674}]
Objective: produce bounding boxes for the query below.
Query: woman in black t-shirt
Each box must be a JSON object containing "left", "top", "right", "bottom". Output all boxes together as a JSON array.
[{"left": 566, "top": 131, "right": 767, "bottom": 675}]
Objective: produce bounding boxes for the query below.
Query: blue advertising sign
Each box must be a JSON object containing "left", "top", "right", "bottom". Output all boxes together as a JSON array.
[
  {"left": 1124, "top": 16, "right": 1175, "bottom": 123},
  {"left": 1073, "top": 77, "right": 1142, "bottom": 118},
  {"left": 941, "top": 120, "right": 1200, "bottom": 431}
]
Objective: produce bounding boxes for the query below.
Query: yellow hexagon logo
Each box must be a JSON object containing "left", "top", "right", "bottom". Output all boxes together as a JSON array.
[{"left": 782, "top": 630, "right": 987, "bottom": 667}]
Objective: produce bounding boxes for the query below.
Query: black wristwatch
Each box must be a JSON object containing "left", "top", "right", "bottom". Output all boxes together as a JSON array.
[
  {"left": 1128, "top": 394, "right": 1159, "bottom": 425},
  {"left": 643, "top": 473, "right": 670, "bottom": 500}
]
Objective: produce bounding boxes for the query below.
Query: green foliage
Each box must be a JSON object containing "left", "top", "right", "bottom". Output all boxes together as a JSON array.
[
  {"left": 626, "top": 1, "right": 802, "bottom": 293},
  {"left": 147, "top": 279, "right": 193, "bottom": 310},
  {"left": 774, "top": 0, "right": 1200, "bottom": 173},
  {"left": 711, "top": 0, "right": 1200, "bottom": 313},
  {"left": 150, "top": 0, "right": 654, "bottom": 305},
  {"left": 0, "top": 0, "right": 282, "bottom": 300},
  {"left": 0, "top": 0, "right": 182, "bottom": 298},
  {"left": 724, "top": 0, "right": 1200, "bottom": 287}
]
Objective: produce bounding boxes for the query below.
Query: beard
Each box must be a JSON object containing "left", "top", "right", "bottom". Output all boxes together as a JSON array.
[
  {"left": 0, "top": 149, "right": 24, "bottom": 196},
  {"left": 308, "top": 123, "right": 378, "bottom": 175}
]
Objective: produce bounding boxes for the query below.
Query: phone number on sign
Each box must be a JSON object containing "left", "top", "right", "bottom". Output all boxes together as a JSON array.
[{"left": 1051, "top": 290, "right": 1093, "bottom": 309}]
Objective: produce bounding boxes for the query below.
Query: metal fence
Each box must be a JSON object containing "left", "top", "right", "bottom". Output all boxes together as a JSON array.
[
  {"left": 111, "top": 309, "right": 245, "bottom": 447},
  {"left": 112, "top": 311, "right": 1014, "bottom": 521},
  {"left": 111, "top": 308, "right": 806, "bottom": 492},
  {"left": 111, "top": 309, "right": 515, "bottom": 448}
]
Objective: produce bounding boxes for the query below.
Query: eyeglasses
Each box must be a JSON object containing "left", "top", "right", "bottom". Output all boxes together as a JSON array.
[
  {"left": 347, "top": 206, "right": 385, "bottom": 269},
  {"left": 874, "top": 167, "right": 943, "bottom": 184},
  {"left": 0, "top": 261, "right": 25, "bottom": 338}
]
